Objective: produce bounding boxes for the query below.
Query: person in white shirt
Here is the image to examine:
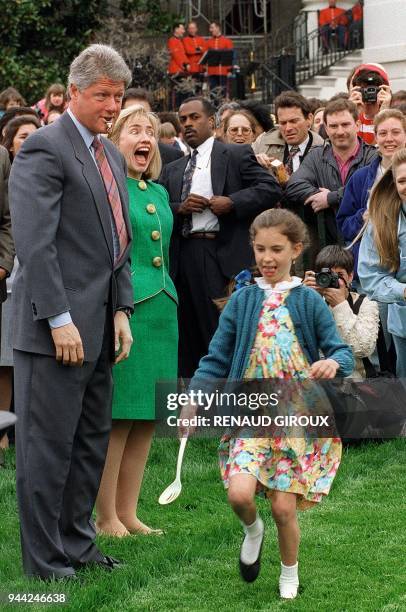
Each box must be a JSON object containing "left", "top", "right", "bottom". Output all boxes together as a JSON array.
[{"left": 160, "top": 96, "right": 283, "bottom": 377}]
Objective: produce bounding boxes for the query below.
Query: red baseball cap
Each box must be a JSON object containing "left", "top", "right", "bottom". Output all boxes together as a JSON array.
[{"left": 353, "top": 63, "right": 389, "bottom": 85}]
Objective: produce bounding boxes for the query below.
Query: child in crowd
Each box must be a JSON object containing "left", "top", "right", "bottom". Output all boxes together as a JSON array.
[
  {"left": 159, "top": 121, "right": 177, "bottom": 146},
  {"left": 32, "top": 83, "right": 67, "bottom": 122},
  {"left": 182, "top": 209, "right": 354, "bottom": 599},
  {"left": 304, "top": 245, "right": 379, "bottom": 380}
]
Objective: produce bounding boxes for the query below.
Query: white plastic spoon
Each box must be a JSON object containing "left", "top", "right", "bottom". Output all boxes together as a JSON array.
[{"left": 158, "top": 437, "right": 188, "bottom": 505}]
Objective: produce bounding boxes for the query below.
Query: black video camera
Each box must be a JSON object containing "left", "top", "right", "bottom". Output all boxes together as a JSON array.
[
  {"left": 315, "top": 268, "right": 340, "bottom": 289},
  {"left": 361, "top": 77, "right": 379, "bottom": 104}
]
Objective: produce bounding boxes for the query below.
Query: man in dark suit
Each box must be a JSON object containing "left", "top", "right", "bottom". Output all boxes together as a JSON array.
[
  {"left": 160, "top": 97, "right": 283, "bottom": 378},
  {"left": 9, "top": 44, "right": 134, "bottom": 580}
]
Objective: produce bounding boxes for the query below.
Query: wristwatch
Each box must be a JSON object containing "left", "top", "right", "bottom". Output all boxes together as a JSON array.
[{"left": 116, "top": 307, "right": 133, "bottom": 320}]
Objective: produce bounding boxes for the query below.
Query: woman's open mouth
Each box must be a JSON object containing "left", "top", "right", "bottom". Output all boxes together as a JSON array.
[{"left": 133, "top": 146, "right": 150, "bottom": 165}]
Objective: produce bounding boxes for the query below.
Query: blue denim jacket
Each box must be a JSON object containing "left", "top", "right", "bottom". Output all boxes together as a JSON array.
[{"left": 358, "top": 205, "right": 406, "bottom": 337}]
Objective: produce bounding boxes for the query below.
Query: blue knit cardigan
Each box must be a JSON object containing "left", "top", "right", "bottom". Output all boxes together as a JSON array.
[{"left": 191, "top": 284, "right": 354, "bottom": 386}]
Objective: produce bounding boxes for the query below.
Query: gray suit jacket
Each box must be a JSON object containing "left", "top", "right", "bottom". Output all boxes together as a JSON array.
[
  {"left": 0, "top": 146, "right": 14, "bottom": 303},
  {"left": 9, "top": 112, "right": 133, "bottom": 361}
]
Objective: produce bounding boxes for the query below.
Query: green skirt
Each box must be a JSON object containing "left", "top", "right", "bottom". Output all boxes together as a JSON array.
[{"left": 112, "top": 290, "right": 178, "bottom": 420}]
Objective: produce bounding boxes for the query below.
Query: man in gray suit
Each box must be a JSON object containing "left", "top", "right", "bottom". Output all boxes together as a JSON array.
[{"left": 9, "top": 45, "right": 134, "bottom": 580}]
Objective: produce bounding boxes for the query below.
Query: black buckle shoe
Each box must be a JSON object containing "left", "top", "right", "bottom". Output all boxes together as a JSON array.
[{"left": 239, "top": 531, "right": 264, "bottom": 583}]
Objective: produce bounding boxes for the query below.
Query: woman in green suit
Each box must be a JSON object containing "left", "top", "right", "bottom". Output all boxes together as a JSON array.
[{"left": 96, "top": 105, "right": 178, "bottom": 536}]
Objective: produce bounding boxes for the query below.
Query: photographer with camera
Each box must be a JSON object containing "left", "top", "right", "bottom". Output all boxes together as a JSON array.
[
  {"left": 304, "top": 245, "right": 379, "bottom": 380},
  {"left": 349, "top": 64, "right": 392, "bottom": 145}
]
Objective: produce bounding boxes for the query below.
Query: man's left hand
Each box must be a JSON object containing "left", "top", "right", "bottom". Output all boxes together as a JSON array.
[
  {"left": 305, "top": 188, "right": 331, "bottom": 212},
  {"left": 378, "top": 85, "right": 392, "bottom": 110},
  {"left": 114, "top": 310, "right": 133, "bottom": 365},
  {"left": 209, "top": 196, "right": 233, "bottom": 216},
  {"left": 0, "top": 268, "right": 7, "bottom": 281}
]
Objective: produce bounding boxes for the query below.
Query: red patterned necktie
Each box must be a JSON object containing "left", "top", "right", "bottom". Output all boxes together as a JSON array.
[
  {"left": 92, "top": 136, "right": 128, "bottom": 263},
  {"left": 285, "top": 145, "right": 300, "bottom": 176}
]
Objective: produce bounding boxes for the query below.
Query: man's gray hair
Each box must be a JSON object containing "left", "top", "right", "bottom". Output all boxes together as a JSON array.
[{"left": 68, "top": 44, "right": 132, "bottom": 90}]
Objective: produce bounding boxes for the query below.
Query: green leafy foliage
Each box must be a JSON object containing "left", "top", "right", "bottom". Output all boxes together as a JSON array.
[
  {"left": 119, "top": 0, "right": 178, "bottom": 33},
  {"left": 0, "top": 0, "right": 106, "bottom": 103}
]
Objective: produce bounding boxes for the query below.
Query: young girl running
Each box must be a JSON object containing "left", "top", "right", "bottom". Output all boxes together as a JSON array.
[{"left": 183, "top": 209, "right": 354, "bottom": 599}]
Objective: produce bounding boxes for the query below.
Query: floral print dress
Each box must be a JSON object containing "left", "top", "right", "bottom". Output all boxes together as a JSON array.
[{"left": 219, "top": 277, "right": 342, "bottom": 509}]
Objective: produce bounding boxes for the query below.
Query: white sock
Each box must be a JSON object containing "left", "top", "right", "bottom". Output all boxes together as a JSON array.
[
  {"left": 240, "top": 515, "right": 264, "bottom": 565},
  {"left": 279, "top": 561, "right": 299, "bottom": 599}
]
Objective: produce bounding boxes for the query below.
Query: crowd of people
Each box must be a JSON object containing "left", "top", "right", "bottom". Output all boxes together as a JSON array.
[{"left": 0, "top": 41, "right": 405, "bottom": 600}]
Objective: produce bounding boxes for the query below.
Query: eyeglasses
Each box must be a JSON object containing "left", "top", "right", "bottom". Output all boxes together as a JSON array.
[{"left": 227, "top": 126, "right": 253, "bottom": 135}]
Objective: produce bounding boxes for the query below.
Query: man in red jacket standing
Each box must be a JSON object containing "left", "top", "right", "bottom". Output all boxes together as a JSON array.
[
  {"left": 183, "top": 21, "right": 206, "bottom": 77},
  {"left": 319, "top": 0, "right": 347, "bottom": 51},
  {"left": 167, "top": 23, "right": 190, "bottom": 108},
  {"left": 206, "top": 21, "right": 233, "bottom": 99}
]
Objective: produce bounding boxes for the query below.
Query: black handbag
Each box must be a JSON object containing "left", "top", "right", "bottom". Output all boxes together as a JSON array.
[{"left": 337, "top": 294, "right": 405, "bottom": 439}]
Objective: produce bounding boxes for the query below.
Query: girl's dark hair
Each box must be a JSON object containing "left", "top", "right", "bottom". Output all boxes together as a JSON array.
[
  {"left": 249, "top": 209, "right": 310, "bottom": 249},
  {"left": 315, "top": 245, "right": 354, "bottom": 274},
  {"left": 214, "top": 209, "right": 309, "bottom": 312},
  {"left": 2, "top": 115, "right": 41, "bottom": 160}
]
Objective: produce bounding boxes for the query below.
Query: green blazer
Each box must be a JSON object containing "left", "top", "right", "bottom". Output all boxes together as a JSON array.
[{"left": 128, "top": 178, "right": 177, "bottom": 304}]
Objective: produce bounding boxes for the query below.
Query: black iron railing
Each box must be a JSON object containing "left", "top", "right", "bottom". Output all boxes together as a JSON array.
[{"left": 255, "top": 17, "right": 363, "bottom": 104}]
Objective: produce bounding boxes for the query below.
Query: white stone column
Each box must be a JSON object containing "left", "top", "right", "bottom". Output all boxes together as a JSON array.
[{"left": 362, "top": 0, "right": 406, "bottom": 89}]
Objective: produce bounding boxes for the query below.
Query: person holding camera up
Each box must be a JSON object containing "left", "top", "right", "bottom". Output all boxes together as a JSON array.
[
  {"left": 304, "top": 245, "right": 379, "bottom": 380},
  {"left": 349, "top": 64, "right": 392, "bottom": 145}
]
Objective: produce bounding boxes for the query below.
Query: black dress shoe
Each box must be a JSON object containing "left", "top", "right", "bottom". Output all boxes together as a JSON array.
[
  {"left": 79, "top": 555, "right": 124, "bottom": 571},
  {"left": 239, "top": 532, "right": 264, "bottom": 583},
  {"left": 57, "top": 574, "right": 79, "bottom": 582}
]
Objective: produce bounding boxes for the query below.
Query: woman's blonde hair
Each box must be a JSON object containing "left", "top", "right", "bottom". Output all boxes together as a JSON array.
[
  {"left": 369, "top": 147, "right": 406, "bottom": 271},
  {"left": 374, "top": 108, "right": 406, "bottom": 134},
  {"left": 110, "top": 104, "right": 162, "bottom": 180}
]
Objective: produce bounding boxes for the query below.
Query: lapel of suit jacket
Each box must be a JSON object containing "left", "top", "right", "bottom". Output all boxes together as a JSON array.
[
  {"left": 60, "top": 113, "right": 114, "bottom": 263},
  {"left": 171, "top": 155, "right": 189, "bottom": 201},
  {"left": 211, "top": 139, "right": 228, "bottom": 195}
]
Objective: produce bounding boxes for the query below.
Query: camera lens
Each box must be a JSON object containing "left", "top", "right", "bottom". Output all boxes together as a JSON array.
[{"left": 316, "top": 272, "right": 331, "bottom": 288}]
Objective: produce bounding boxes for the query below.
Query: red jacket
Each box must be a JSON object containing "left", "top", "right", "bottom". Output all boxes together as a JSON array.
[
  {"left": 183, "top": 36, "right": 206, "bottom": 73},
  {"left": 352, "top": 4, "right": 363, "bottom": 22},
  {"left": 319, "top": 7, "right": 347, "bottom": 27},
  {"left": 167, "top": 36, "right": 189, "bottom": 75},
  {"left": 206, "top": 35, "right": 233, "bottom": 76}
]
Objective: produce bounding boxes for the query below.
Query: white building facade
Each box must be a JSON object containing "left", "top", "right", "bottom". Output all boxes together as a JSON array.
[{"left": 301, "top": 0, "right": 406, "bottom": 90}]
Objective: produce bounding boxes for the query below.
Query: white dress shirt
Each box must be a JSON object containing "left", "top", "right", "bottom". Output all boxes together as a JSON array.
[
  {"left": 289, "top": 136, "right": 310, "bottom": 173},
  {"left": 189, "top": 136, "right": 219, "bottom": 233}
]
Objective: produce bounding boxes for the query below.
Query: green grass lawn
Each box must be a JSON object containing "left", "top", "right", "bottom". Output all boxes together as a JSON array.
[{"left": 0, "top": 438, "right": 405, "bottom": 612}]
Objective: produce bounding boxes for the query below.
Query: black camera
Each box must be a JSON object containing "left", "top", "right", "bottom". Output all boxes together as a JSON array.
[
  {"left": 315, "top": 268, "right": 340, "bottom": 289},
  {"left": 361, "top": 78, "right": 379, "bottom": 103}
]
